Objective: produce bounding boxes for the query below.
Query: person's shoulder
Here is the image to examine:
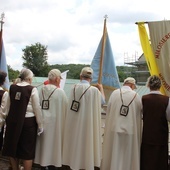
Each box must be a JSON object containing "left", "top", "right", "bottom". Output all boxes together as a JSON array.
[
  {"left": 114, "top": 88, "right": 120, "bottom": 92},
  {"left": 89, "top": 85, "right": 100, "bottom": 93},
  {"left": 56, "top": 88, "right": 66, "bottom": 93},
  {"left": 142, "top": 93, "right": 149, "bottom": 98},
  {"left": 28, "top": 85, "right": 35, "bottom": 90},
  {"left": 109, "top": 88, "right": 119, "bottom": 95},
  {"left": 10, "top": 84, "right": 16, "bottom": 88},
  {"left": 32, "top": 86, "right": 39, "bottom": 92},
  {"left": 90, "top": 85, "right": 98, "bottom": 89},
  {"left": 161, "top": 94, "right": 169, "bottom": 100}
]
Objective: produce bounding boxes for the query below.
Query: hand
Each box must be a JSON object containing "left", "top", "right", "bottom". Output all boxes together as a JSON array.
[
  {"left": 37, "top": 127, "right": 43, "bottom": 136},
  {"left": 96, "top": 83, "right": 103, "bottom": 91},
  {"left": 0, "top": 118, "right": 4, "bottom": 123}
]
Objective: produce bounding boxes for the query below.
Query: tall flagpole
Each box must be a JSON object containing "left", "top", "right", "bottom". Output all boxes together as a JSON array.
[
  {"left": 0, "top": 12, "right": 9, "bottom": 91},
  {"left": 98, "top": 15, "right": 108, "bottom": 84},
  {"left": 0, "top": 13, "right": 5, "bottom": 54}
]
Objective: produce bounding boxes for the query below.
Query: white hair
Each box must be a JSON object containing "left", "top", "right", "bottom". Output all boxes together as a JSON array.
[{"left": 19, "top": 68, "right": 34, "bottom": 81}]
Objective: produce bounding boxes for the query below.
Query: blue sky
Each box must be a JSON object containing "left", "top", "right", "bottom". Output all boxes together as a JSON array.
[{"left": 0, "top": 0, "right": 170, "bottom": 70}]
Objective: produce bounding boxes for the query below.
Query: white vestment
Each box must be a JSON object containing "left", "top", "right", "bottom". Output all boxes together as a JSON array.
[
  {"left": 63, "top": 81, "right": 102, "bottom": 170},
  {"left": 34, "top": 84, "right": 68, "bottom": 167},
  {"left": 101, "top": 86, "right": 142, "bottom": 170}
]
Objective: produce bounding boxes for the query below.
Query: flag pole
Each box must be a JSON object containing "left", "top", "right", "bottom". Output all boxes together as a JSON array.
[
  {"left": 0, "top": 13, "right": 5, "bottom": 54},
  {"left": 0, "top": 12, "right": 9, "bottom": 91},
  {"left": 98, "top": 15, "right": 108, "bottom": 84}
]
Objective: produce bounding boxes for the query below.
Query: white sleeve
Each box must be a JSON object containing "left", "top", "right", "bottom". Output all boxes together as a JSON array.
[
  {"left": 0, "top": 91, "right": 8, "bottom": 128},
  {"left": 31, "top": 87, "right": 43, "bottom": 129}
]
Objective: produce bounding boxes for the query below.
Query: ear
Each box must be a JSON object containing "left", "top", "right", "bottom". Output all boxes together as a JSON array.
[{"left": 56, "top": 77, "right": 60, "bottom": 83}]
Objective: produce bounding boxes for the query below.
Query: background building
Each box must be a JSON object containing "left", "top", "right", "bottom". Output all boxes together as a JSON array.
[{"left": 124, "top": 52, "right": 150, "bottom": 85}]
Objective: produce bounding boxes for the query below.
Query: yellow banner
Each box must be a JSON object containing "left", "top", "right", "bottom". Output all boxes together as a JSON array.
[{"left": 137, "top": 22, "right": 166, "bottom": 95}]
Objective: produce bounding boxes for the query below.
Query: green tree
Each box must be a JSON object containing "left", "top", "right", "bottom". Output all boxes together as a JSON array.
[
  {"left": 22, "top": 42, "right": 50, "bottom": 76},
  {"left": 8, "top": 65, "right": 19, "bottom": 81}
]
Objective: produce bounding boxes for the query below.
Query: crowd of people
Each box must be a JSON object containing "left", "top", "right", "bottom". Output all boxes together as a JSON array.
[{"left": 0, "top": 67, "right": 169, "bottom": 170}]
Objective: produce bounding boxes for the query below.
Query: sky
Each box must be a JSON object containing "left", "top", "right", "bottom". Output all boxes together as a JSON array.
[{"left": 0, "top": 0, "right": 170, "bottom": 71}]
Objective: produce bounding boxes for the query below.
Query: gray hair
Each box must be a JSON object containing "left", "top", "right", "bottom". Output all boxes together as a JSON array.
[
  {"left": 48, "top": 69, "right": 61, "bottom": 81},
  {"left": 146, "top": 75, "right": 161, "bottom": 90},
  {"left": 19, "top": 68, "right": 34, "bottom": 81}
]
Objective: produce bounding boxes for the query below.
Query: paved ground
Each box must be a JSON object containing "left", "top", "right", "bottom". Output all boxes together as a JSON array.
[
  {"left": 0, "top": 155, "right": 41, "bottom": 170},
  {"left": 0, "top": 157, "right": 11, "bottom": 170},
  {"left": 0, "top": 151, "right": 71, "bottom": 169},
  {"left": 0, "top": 154, "right": 75, "bottom": 170},
  {"left": 0, "top": 156, "right": 99, "bottom": 170}
]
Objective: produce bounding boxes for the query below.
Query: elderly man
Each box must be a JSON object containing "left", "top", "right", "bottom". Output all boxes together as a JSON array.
[
  {"left": 101, "top": 77, "right": 142, "bottom": 170},
  {"left": 34, "top": 69, "right": 68, "bottom": 170},
  {"left": 63, "top": 67, "right": 105, "bottom": 170}
]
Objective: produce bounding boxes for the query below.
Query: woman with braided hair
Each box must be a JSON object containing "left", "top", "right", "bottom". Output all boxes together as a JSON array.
[{"left": 141, "top": 75, "right": 170, "bottom": 170}]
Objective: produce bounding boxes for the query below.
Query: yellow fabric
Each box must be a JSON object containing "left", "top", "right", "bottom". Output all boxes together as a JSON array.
[{"left": 137, "top": 23, "right": 165, "bottom": 95}]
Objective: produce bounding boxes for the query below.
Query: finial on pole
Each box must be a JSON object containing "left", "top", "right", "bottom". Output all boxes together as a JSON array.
[
  {"left": 104, "top": 14, "right": 108, "bottom": 20},
  {"left": 0, "top": 12, "right": 5, "bottom": 31}
]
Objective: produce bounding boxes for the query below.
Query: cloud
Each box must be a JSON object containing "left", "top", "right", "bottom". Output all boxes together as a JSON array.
[{"left": 0, "top": 0, "right": 170, "bottom": 70}]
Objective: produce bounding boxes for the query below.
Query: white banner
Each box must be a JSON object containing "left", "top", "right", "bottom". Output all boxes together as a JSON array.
[
  {"left": 148, "top": 21, "right": 170, "bottom": 96},
  {"left": 60, "top": 70, "right": 69, "bottom": 89}
]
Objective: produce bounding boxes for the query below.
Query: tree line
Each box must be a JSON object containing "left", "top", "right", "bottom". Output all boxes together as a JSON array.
[
  {"left": 8, "top": 64, "right": 136, "bottom": 83},
  {"left": 8, "top": 42, "right": 137, "bottom": 82}
]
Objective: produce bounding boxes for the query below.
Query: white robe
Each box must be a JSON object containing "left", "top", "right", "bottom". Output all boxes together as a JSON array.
[
  {"left": 34, "top": 84, "right": 68, "bottom": 167},
  {"left": 101, "top": 86, "right": 142, "bottom": 170},
  {"left": 63, "top": 82, "right": 102, "bottom": 170}
]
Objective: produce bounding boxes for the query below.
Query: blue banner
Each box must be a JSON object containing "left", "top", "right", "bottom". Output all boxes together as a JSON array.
[
  {"left": 91, "top": 32, "right": 120, "bottom": 89},
  {"left": 0, "top": 37, "right": 9, "bottom": 90}
]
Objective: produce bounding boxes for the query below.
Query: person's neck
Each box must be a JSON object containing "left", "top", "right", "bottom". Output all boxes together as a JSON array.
[
  {"left": 150, "top": 89, "right": 160, "bottom": 92},
  {"left": 22, "top": 80, "right": 31, "bottom": 84},
  {"left": 81, "top": 78, "right": 90, "bottom": 82},
  {"left": 49, "top": 81, "right": 59, "bottom": 87}
]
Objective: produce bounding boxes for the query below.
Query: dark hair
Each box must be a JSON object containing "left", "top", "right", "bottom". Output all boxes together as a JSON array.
[
  {"left": 146, "top": 75, "right": 161, "bottom": 90},
  {"left": 0, "top": 70, "right": 7, "bottom": 86}
]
